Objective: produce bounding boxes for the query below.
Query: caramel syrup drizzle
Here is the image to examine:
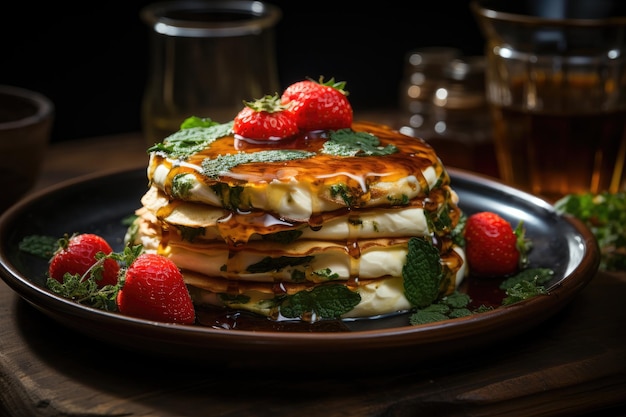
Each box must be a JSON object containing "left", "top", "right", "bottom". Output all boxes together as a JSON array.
[{"left": 148, "top": 122, "right": 463, "bottom": 300}]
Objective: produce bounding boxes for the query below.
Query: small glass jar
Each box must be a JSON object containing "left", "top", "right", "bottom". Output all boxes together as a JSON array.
[
  {"left": 399, "top": 52, "right": 498, "bottom": 178},
  {"left": 398, "top": 47, "right": 461, "bottom": 120},
  {"left": 140, "top": 0, "right": 282, "bottom": 145}
]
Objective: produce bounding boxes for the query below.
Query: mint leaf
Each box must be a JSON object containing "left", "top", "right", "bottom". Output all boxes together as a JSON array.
[
  {"left": 322, "top": 129, "right": 398, "bottom": 157},
  {"left": 209, "top": 184, "right": 246, "bottom": 210},
  {"left": 148, "top": 121, "right": 234, "bottom": 159},
  {"left": 279, "top": 284, "right": 361, "bottom": 320},
  {"left": 409, "top": 291, "right": 473, "bottom": 325},
  {"left": 554, "top": 192, "right": 626, "bottom": 271},
  {"left": 441, "top": 291, "right": 471, "bottom": 308},
  {"left": 201, "top": 150, "right": 315, "bottom": 179},
  {"left": 502, "top": 278, "right": 548, "bottom": 305},
  {"left": 261, "top": 230, "right": 303, "bottom": 244},
  {"left": 246, "top": 256, "right": 313, "bottom": 274},
  {"left": 178, "top": 225, "right": 205, "bottom": 243},
  {"left": 402, "top": 237, "right": 442, "bottom": 308},
  {"left": 171, "top": 174, "right": 196, "bottom": 199},
  {"left": 410, "top": 309, "right": 449, "bottom": 325},
  {"left": 329, "top": 183, "right": 355, "bottom": 206},
  {"left": 18, "top": 235, "right": 58, "bottom": 259},
  {"left": 424, "top": 201, "right": 455, "bottom": 235},
  {"left": 219, "top": 293, "right": 252, "bottom": 305},
  {"left": 312, "top": 268, "right": 340, "bottom": 280},
  {"left": 451, "top": 214, "right": 467, "bottom": 247},
  {"left": 500, "top": 268, "right": 554, "bottom": 290},
  {"left": 180, "top": 116, "right": 220, "bottom": 129},
  {"left": 448, "top": 308, "right": 473, "bottom": 318}
]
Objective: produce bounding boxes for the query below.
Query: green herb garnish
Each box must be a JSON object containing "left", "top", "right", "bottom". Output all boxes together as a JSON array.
[
  {"left": 180, "top": 116, "right": 219, "bottom": 129},
  {"left": 262, "top": 230, "right": 303, "bottom": 244},
  {"left": 178, "top": 226, "right": 205, "bottom": 243},
  {"left": 279, "top": 284, "right": 361, "bottom": 320},
  {"left": 246, "top": 255, "right": 314, "bottom": 274},
  {"left": 46, "top": 244, "right": 143, "bottom": 310},
  {"left": 209, "top": 183, "right": 247, "bottom": 210},
  {"left": 18, "top": 235, "right": 58, "bottom": 259},
  {"left": 502, "top": 278, "right": 548, "bottom": 305},
  {"left": 329, "top": 183, "right": 355, "bottom": 206},
  {"left": 322, "top": 129, "right": 398, "bottom": 157},
  {"left": 554, "top": 192, "right": 626, "bottom": 271},
  {"left": 148, "top": 121, "right": 234, "bottom": 159},
  {"left": 201, "top": 150, "right": 315, "bottom": 179},
  {"left": 312, "top": 268, "right": 340, "bottom": 280},
  {"left": 409, "top": 292, "right": 476, "bottom": 325},
  {"left": 171, "top": 173, "right": 196, "bottom": 199},
  {"left": 500, "top": 267, "right": 554, "bottom": 290},
  {"left": 402, "top": 237, "right": 442, "bottom": 308}
]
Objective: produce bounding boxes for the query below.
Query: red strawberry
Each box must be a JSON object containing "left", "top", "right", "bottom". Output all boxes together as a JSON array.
[
  {"left": 49, "top": 233, "right": 120, "bottom": 287},
  {"left": 232, "top": 94, "right": 298, "bottom": 140},
  {"left": 116, "top": 253, "right": 195, "bottom": 324},
  {"left": 464, "top": 212, "right": 523, "bottom": 277},
  {"left": 281, "top": 77, "right": 353, "bottom": 131}
]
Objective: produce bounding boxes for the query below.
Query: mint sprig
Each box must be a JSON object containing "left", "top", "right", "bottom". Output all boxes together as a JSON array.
[
  {"left": 402, "top": 237, "right": 442, "bottom": 308},
  {"left": 38, "top": 241, "right": 144, "bottom": 311},
  {"left": 409, "top": 292, "right": 475, "bottom": 325},
  {"left": 554, "top": 192, "right": 626, "bottom": 271},
  {"left": 148, "top": 120, "right": 234, "bottom": 159},
  {"left": 18, "top": 235, "right": 58, "bottom": 259},
  {"left": 501, "top": 278, "right": 548, "bottom": 305}
]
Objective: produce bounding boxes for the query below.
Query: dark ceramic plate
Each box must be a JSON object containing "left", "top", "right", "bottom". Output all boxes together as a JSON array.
[{"left": 0, "top": 167, "right": 600, "bottom": 370}]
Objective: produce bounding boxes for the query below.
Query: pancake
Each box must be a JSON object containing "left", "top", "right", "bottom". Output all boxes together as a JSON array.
[
  {"left": 127, "top": 118, "right": 467, "bottom": 321},
  {"left": 147, "top": 121, "right": 445, "bottom": 222}
]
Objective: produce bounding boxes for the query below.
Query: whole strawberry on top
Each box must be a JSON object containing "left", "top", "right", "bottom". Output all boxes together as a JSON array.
[
  {"left": 464, "top": 211, "right": 528, "bottom": 277},
  {"left": 48, "top": 233, "right": 120, "bottom": 288},
  {"left": 281, "top": 76, "right": 353, "bottom": 131},
  {"left": 232, "top": 94, "right": 298, "bottom": 141}
]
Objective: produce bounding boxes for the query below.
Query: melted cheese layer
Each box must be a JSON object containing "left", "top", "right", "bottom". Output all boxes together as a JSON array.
[
  {"left": 139, "top": 185, "right": 442, "bottom": 244},
  {"left": 183, "top": 245, "right": 467, "bottom": 319}
]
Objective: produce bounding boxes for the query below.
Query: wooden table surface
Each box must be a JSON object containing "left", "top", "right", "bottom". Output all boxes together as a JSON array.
[{"left": 1, "top": 128, "right": 625, "bottom": 417}]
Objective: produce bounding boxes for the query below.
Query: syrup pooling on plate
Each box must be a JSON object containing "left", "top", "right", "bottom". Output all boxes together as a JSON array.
[{"left": 131, "top": 116, "right": 467, "bottom": 321}]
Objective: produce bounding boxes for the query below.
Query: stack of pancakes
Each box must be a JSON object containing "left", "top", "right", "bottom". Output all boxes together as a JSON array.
[{"left": 128, "top": 120, "right": 467, "bottom": 321}]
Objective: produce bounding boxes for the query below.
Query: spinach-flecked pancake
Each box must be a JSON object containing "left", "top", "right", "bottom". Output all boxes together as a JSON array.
[{"left": 127, "top": 120, "right": 467, "bottom": 321}]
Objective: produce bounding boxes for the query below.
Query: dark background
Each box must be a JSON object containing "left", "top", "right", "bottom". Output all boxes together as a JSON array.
[{"left": 1, "top": 1, "right": 485, "bottom": 143}]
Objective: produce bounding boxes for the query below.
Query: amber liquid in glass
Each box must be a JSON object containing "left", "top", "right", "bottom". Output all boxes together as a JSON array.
[{"left": 491, "top": 75, "right": 626, "bottom": 200}]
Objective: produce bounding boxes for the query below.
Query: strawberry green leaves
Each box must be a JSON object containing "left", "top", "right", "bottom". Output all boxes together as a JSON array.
[
  {"left": 280, "top": 77, "right": 353, "bottom": 131},
  {"left": 233, "top": 94, "right": 299, "bottom": 140}
]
